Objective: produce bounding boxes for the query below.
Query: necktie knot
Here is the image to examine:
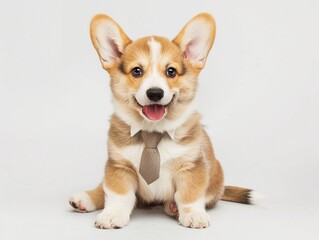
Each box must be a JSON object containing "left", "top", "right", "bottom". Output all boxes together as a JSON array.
[{"left": 141, "top": 131, "right": 163, "bottom": 148}]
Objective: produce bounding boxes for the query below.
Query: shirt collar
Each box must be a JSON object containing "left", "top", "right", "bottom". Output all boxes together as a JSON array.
[{"left": 130, "top": 123, "right": 175, "bottom": 140}]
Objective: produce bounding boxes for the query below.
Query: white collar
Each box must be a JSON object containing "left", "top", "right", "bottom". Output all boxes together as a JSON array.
[{"left": 130, "top": 123, "right": 175, "bottom": 140}]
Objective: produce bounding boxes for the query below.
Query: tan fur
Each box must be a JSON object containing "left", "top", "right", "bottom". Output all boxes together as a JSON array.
[
  {"left": 104, "top": 159, "right": 138, "bottom": 195},
  {"left": 174, "top": 112, "right": 202, "bottom": 144},
  {"left": 108, "top": 115, "right": 141, "bottom": 147},
  {"left": 85, "top": 183, "right": 104, "bottom": 210},
  {"left": 70, "top": 12, "right": 251, "bottom": 229},
  {"left": 174, "top": 158, "right": 208, "bottom": 204}
]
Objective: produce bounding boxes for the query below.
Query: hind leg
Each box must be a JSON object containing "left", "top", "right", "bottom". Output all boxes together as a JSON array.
[
  {"left": 205, "top": 160, "right": 224, "bottom": 208},
  {"left": 69, "top": 183, "right": 104, "bottom": 212},
  {"left": 163, "top": 201, "right": 179, "bottom": 219}
]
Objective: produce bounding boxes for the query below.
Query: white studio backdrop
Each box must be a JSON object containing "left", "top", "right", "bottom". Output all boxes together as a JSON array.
[{"left": 0, "top": 0, "right": 318, "bottom": 239}]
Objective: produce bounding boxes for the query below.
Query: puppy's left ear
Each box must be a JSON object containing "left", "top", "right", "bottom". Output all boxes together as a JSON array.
[{"left": 173, "top": 13, "right": 216, "bottom": 69}]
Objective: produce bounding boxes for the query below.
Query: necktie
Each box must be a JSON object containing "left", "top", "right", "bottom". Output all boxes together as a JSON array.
[{"left": 139, "top": 131, "right": 164, "bottom": 184}]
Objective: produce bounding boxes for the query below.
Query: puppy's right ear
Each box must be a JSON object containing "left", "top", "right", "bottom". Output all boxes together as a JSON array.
[{"left": 90, "top": 14, "right": 131, "bottom": 71}]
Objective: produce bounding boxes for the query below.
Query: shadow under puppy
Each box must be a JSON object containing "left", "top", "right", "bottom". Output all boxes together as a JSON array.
[{"left": 69, "top": 13, "right": 252, "bottom": 229}]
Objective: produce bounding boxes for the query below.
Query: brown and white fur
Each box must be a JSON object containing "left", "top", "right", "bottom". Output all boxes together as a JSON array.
[{"left": 69, "top": 13, "right": 252, "bottom": 229}]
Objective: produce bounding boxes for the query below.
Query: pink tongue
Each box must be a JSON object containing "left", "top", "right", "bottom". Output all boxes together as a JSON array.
[{"left": 142, "top": 104, "right": 165, "bottom": 121}]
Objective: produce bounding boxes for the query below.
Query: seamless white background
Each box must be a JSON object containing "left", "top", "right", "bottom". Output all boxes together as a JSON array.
[{"left": 0, "top": 0, "right": 318, "bottom": 239}]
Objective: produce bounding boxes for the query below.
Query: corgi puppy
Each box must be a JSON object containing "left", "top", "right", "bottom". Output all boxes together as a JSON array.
[{"left": 69, "top": 13, "right": 252, "bottom": 229}]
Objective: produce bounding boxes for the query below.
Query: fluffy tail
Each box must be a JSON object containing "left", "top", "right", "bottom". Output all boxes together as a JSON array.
[{"left": 221, "top": 186, "right": 252, "bottom": 204}]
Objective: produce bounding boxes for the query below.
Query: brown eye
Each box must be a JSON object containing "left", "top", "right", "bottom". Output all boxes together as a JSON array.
[
  {"left": 166, "top": 67, "right": 177, "bottom": 78},
  {"left": 131, "top": 67, "right": 143, "bottom": 78}
]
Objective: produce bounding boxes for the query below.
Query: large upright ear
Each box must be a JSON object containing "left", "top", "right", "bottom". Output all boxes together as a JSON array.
[
  {"left": 173, "top": 13, "right": 216, "bottom": 69},
  {"left": 90, "top": 14, "right": 132, "bottom": 71}
]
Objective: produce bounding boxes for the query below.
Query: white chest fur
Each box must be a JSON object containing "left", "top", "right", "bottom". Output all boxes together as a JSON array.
[{"left": 120, "top": 138, "right": 191, "bottom": 201}]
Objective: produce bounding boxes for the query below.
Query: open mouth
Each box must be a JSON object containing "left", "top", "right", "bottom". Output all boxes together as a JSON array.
[
  {"left": 142, "top": 104, "right": 165, "bottom": 121},
  {"left": 134, "top": 94, "right": 176, "bottom": 121}
]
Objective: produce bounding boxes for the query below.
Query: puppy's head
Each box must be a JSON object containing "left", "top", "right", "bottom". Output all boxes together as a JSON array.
[{"left": 90, "top": 13, "right": 215, "bottom": 128}]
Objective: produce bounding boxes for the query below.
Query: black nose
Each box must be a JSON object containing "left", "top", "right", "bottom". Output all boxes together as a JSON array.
[{"left": 146, "top": 88, "right": 164, "bottom": 102}]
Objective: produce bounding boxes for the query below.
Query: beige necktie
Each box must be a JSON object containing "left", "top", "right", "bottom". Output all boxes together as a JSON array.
[{"left": 139, "top": 131, "right": 164, "bottom": 184}]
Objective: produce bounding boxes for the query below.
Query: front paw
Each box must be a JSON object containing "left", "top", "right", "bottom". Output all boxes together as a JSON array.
[
  {"left": 95, "top": 211, "right": 130, "bottom": 229},
  {"left": 179, "top": 211, "right": 211, "bottom": 228}
]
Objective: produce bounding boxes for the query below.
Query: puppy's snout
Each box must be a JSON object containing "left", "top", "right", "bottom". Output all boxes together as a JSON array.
[{"left": 146, "top": 88, "right": 164, "bottom": 102}]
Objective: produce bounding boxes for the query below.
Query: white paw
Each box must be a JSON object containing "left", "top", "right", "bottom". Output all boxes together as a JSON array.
[
  {"left": 179, "top": 211, "right": 211, "bottom": 228},
  {"left": 69, "top": 192, "right": 96, "bottom": 212},
  {"left": 95, "top": 211, "right": 130, "bottom": 229}
]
